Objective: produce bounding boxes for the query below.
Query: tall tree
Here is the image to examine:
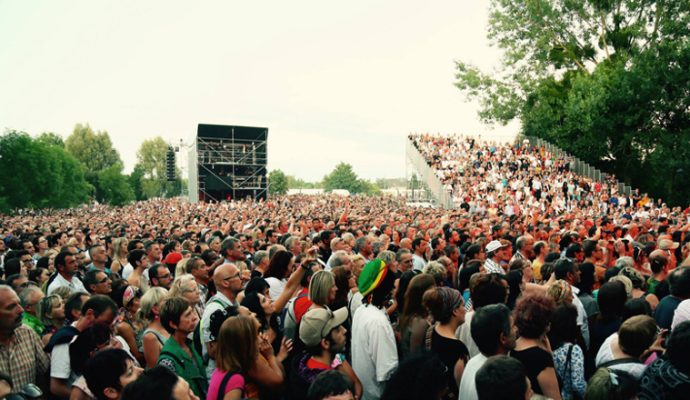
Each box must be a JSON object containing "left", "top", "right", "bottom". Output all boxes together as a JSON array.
[
  {"left": 323, "top": 162, "right": 380, "bottom": 194},
  {"left": 128, "top": 164, "right": 147, "bottom": 201},
  {"left": 65, "top": 123, "right": 122, "bottom": 174},
  {"left": 268, "top": 169, "right": 288, "bottom": 195},
  {"left": 455, "top": 0, "right": 690, "bottom": 204},
  {"left": 64, "top": 123, "right": 123, "bottom": 201},
  {"left": 36, "top": 132, "right": 65, "bottom": 148},
  {"left": 323, "top": 163, "right": 361, "bottom": 193},
  {"left": 0, "top": 130, "right": 90, "bottom": 212},
  {"left": 136, "top": 137, "right": 168, "bottom": 180},
  {"left": 97, "top": 163, "right": 134, "bottom": 206},
  {"left": 134, "top": 137, "right": 180, "bottom": 198}
]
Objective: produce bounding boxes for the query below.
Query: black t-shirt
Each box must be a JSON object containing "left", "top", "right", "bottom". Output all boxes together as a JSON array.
[
  {"left": 510, "top": 346, "right": 554, "bottom": 395},
  {"left": 429, "top": 327, "right": 469, "bottom": 398}
]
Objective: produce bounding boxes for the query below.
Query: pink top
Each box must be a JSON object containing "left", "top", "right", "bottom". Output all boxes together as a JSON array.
[{"left": 207, "top": 368, "right": 246, "bottom": 400}]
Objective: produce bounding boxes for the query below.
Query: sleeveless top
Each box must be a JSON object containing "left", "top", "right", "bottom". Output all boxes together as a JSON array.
[{"left": 139, "top": 328, "right": 167, "bottom": 353}]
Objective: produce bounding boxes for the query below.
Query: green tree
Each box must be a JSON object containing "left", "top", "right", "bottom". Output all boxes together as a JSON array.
[
  {"left": 128, "top": 164, "right": 147, "bottom": 201},
  {"left": 65, "top": 123, "right": 123, "bottom": 201},
  {"left": 65, "top": 123, "right": 122, "bottom": 175},
  {"left": 287, "top": 175, "right": 321, "bottom": 189},
  {"left": 455, "top": 0, "right": 690, "bottom": 204},
  {"left": 359, "top": 179, "right": 381, "bottom": 195},
  {"left": 268, "top": 169, "right": 288, "bottom": 195},
  {"left": 136, "top": 137, "right": 168, "bottom": 180},
  {"left": 455, "top": 0, "right": 688, "bottom": 125},
  {"left": 135, "top": 137, "right": 180, "bottom": 198},
  {"left": 322, "top": 163, "right": 380, "bottom": 194},
  {"left": 36, "top": 132, "right": 65, "bottom": 148},
  {"left": 323, "top": 163, "right": 361, "bottom": 193},
  {"left": 97, "top": 163, "right": 134, "bottom": 206},
  {"left": 0, "top": 130, "right": 90, "bottom": 212}
]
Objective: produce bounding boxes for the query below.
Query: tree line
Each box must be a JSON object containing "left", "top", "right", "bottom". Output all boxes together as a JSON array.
[
  {"left": 455, "top": 0, "right": 690, "bottom": 205},
  {"left": 268, "top": 163, "right": 405, "bottom": 195},
  {"left": 0, "top": 124, "right": 182, "bottom": 213}
]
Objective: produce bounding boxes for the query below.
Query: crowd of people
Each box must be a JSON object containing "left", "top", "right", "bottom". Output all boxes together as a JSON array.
[{"left": 1, "top": 136, "right": 690, "bottom": 400}]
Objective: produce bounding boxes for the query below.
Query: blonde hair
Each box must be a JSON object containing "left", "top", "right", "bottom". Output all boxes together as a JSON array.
[
  {"left": 423, "top": 261, "right": 447, "bottom": 284},
  {"left": 350, "top": 254, "right": 366, "bottom": 278},
  {"left": 609, "top": 275, "right": 633, "bottom": 299},
  {"left": 309, "top": 270, "right": 336, "bottom": 306},
  {"left": 168, "top": 274, "right": 197, "bottom": 300},
  {"left": 174, "top": 258, "right": 188, "bottom": 277},
  {"left": 138, "top": 286, "right": 168, "bottom": 322},
  {"left": 38, "top": 294, "right": 62, "bottom": 327},
  {"left": 216, "top": 316, "right": 257, "bottom": 374},
  {"left": 51, "top": 285, "right": 72, "bottom": 301},
  {"left": 547, "top": 280, "right": 572, "bottom": 305},
  {"left": 112, "top": 237, "right": 129, "bottom": 259}
]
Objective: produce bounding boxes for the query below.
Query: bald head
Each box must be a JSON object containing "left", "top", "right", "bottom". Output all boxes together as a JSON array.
[
  {"left": 213, "top": 263, "right": 238, "bottom": 285},
  {"left": 212, "top": 263, "right": 242, "bottom": 298}
]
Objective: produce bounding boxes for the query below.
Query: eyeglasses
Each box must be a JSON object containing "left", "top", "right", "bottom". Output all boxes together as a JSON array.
[
  {"left": 159, "top": 273, "right": 172, "bottom": 279},
  {"left": 22, "top": 259, "right": 34, "bottom": 264},
  {"left": 223, "top": 273, "right": 241, "bottom": 281},
  {"left": 97, "top": 276, "right": 110, "bottom": 284}
]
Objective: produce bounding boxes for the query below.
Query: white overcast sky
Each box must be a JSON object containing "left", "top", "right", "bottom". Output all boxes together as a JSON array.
[{"left": 0, "top": 1, "right": 519, "bottom": 181}]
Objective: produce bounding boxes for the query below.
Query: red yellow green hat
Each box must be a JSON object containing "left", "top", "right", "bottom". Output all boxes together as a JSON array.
[{"left": 358, "top": 259, "right": 388, "bottom": 297}]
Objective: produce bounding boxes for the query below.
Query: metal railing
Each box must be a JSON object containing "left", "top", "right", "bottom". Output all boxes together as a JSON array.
[
  {"left": 405, "top": 139, "right": 456, "bottom": 209},
  {"left": 522, "top": 136, "right": 632, "bottom": 195}
]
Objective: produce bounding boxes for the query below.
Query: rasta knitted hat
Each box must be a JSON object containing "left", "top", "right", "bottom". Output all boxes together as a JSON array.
[{"left": 358, "top": 259, "right": 388, "bottom": 297}]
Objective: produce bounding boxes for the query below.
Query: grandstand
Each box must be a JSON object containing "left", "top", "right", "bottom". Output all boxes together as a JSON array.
[{"left": 406, "top": 133, "right": 638, "bottom": 212}]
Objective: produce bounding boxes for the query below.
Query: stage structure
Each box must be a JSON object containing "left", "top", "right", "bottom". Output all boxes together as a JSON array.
[{"left": 187, "top": 124, "right": 268, "bottom": 203}]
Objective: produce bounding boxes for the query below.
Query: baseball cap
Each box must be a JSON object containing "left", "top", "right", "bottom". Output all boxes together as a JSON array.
[
  {"left": 299, "top": 307, "right": 348, "bottom": 347},
  {"left": 485, "top": 240, "right": 507, "bottom": 253}
]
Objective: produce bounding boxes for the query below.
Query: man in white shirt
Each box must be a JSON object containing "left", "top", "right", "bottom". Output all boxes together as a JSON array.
[
  {"left": 411, "top": 237, "right": 427, "bottom": 271},
  {"left": 47, "top": 251, "right": 86, "bottom": 296},
  {"left": 50, "top": 295, "right": 118, "bottom": 399},
  {"left": 351, "top": 259, "right": 398, "bottom": 400},
  {"left": 458, "top": 304, "right": 515, "bottom": 400}
]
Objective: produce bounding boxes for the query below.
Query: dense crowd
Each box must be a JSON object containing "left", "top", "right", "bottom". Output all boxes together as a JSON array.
[{"left": 1, "top": 137, "right": 690, "bottom": 400}]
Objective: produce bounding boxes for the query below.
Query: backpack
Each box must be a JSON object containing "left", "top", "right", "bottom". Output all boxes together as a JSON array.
[
  {"left": 280, "top": 292, "right": 310, "bottom": 340},
  {"left": 193, "top": 298, "right": 228, "bottom": 359}
]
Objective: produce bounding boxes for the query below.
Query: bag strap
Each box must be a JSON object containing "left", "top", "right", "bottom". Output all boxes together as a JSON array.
[
  {"left": 563, "top": 343, "right": 574, "bottom": 383},
  {"left": 424, "top": 323, "right": 435, "bottom": 351},
  {"left": 599, "top": 357, "right": 642, "bottom": 369},
  {"left": 217, "top": 371, "right": 243, "bottom": 400},
  {"left": 347, "top": 295, "right": 354, "bottom": 324},
  {"left": 287, "top": 292, "right": 310, "bottom": 324}
]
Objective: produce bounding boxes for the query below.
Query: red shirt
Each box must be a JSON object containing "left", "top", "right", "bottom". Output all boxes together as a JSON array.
[{"left": 293, "top": 288, "right": 313, "bottom": 324}]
